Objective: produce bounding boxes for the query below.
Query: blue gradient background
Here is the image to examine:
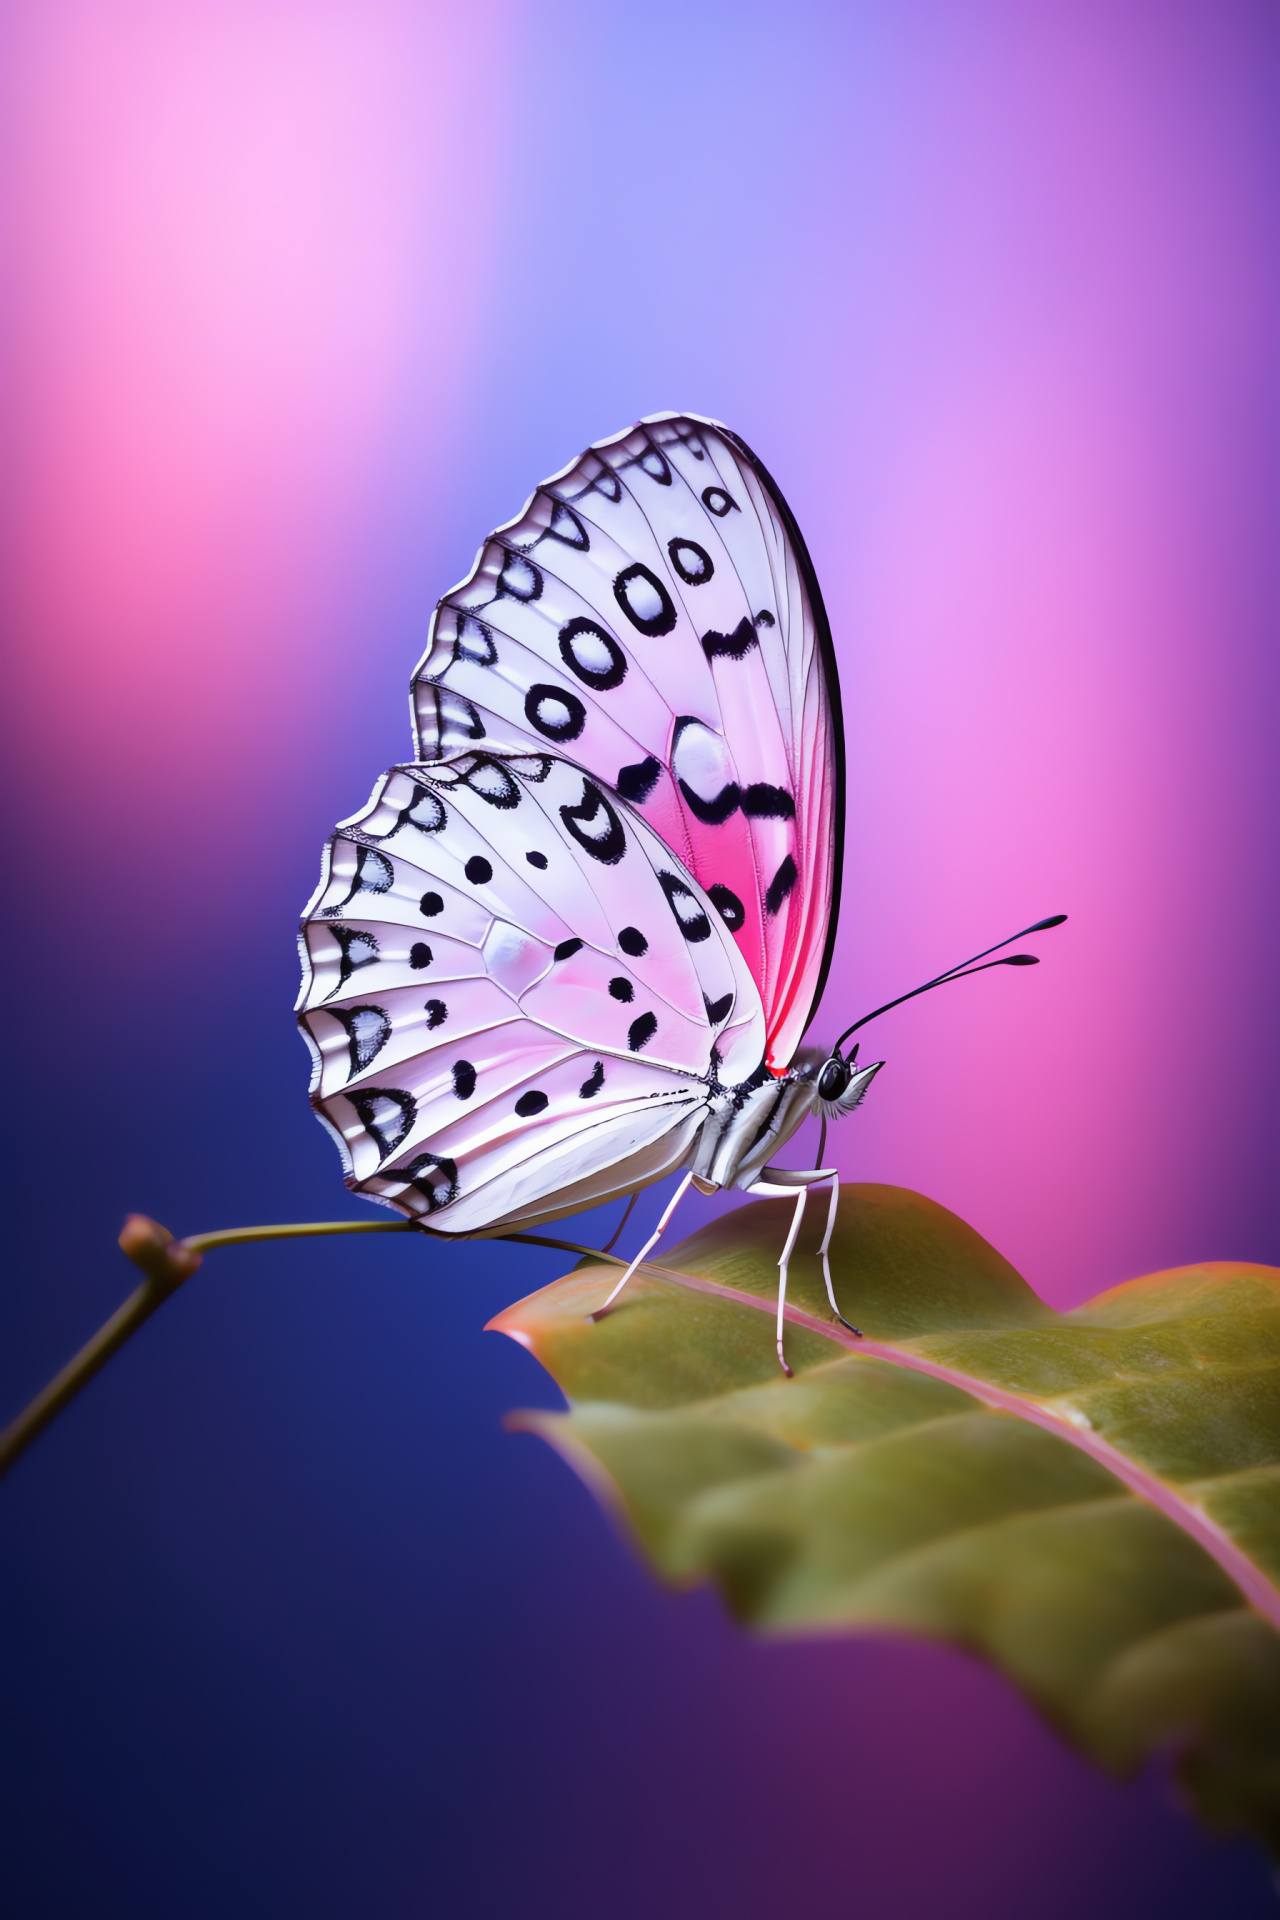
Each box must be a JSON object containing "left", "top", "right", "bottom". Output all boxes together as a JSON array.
[{"left": 3, "top": 3, "right": 1279, "bottom": 1914}]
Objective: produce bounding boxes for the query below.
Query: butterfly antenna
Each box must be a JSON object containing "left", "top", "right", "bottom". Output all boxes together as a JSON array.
[{"left": 832, "top": 914, "right": 1066, "bottom": 1058}]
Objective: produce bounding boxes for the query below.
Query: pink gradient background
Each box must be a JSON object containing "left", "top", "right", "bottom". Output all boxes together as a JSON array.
[{"left": 3, "top": 3, "right": 1279, "bottom": 1915}]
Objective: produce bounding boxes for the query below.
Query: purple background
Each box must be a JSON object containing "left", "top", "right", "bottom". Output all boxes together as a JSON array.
[{"left": 3, "top": 2, "right": 1279, "bottom": 1913}]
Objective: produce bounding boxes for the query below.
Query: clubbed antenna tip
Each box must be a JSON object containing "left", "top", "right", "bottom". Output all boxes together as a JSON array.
[{"left": 832, "top": 911, "right": 1067, "bottom": 1054}]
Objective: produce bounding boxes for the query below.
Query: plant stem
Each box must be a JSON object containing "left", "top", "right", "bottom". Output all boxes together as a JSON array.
[
  {"left": 0, "top": 1213, "right": 621, "bottom": 1481},
  {"left": 183, "top": 1219, "right": 417, "bottom": 1254}
]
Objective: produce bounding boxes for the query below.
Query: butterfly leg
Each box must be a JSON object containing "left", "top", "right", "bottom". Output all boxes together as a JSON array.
[
  {"left": 591, "top": 1170, "right": 695, "bottom": 1319},
  {"left": 772, "top": 1185, "right": 809, "bottom": 1378},
  {"left": 817, "top": 1174, "right": 861, "bottom": 1337}
]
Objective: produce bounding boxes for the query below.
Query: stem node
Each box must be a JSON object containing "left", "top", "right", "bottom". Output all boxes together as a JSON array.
[{"left": 118, "top": 1215, "right": 203, "bottom": 1287}]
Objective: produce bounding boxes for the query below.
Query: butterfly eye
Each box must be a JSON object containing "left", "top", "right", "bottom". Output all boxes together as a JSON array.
[{"left": 817, "top": 1059, "right": 850, "bottom": 1102}]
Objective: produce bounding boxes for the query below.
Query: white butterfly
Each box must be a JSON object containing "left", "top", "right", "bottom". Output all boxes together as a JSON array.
[{"left": 299, "top": 413, "right": 881, "bottom": 1371}]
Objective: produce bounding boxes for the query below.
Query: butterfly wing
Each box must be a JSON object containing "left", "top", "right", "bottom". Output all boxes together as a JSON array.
[
  {"left": 410, "top": 413, "right": 843, "bottom": 1072},
  {"left": 297, "top": 753, "right": 765, "bottom": 1234}
]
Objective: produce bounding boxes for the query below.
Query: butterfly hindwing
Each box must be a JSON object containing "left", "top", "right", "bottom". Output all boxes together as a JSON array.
[
  {"left": 297, "top": 755, "right": 765, "bottom": 1233},
  {"left": 410, "top": 412, "right": 842, "bottom": 1070}
]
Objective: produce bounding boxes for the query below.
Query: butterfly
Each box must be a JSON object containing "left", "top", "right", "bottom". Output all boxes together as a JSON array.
[{"left": 298, "top": 413, "right": 1059, "bottom": 1371}]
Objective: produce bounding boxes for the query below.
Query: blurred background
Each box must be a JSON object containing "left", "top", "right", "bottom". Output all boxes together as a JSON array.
[{"left": 2, "top": 2, "right": 1279, "bottom": 1914}]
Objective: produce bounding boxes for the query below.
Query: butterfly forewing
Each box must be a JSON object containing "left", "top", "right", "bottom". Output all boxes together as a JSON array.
[
  {"left": 410, "top": 412, "right": 842, "bottom": 1070},
  {"left": 298, "top": 755, "right": 764, "bottom": 1233}
]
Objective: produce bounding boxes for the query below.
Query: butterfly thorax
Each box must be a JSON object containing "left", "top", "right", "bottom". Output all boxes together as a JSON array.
[{"left": 690, "top": 1048, "right": 825, "bottom": 1192}]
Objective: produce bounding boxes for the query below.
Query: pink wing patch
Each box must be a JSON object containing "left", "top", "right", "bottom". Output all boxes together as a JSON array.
[{"left": 410, "top": 413, "right": 843, "bottom": 1071}]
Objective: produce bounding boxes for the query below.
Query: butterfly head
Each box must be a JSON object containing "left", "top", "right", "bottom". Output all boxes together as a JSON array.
[{"left": 814, "top": 1044, "right": 883, "bottom": 1120}]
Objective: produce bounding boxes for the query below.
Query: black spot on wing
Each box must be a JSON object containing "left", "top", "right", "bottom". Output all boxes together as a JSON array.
[
  {"left": 608, "top": 977, "right": 634, "bottom": 1003},
  {"left": 671, "top": 424, "right": 706, "bottom": 460},
  {"left": 618, "top": 926, "right": 647, "bottom": 956},
  {"left": 322, "top": 843, "right": 393, "bottom": 915},
  {"left": 637, "top": 441, "right": 672, "bottom": 484},
  {"left": 420, "top": 684, "right": 485, "bottom": 750},
  {"left": 703, "top": 991, "right": 733, "bottom": 1026},
  {"left": 613, "top": 563, "right": 676, "bottom": 637},
  {"left": 389, "top": 782, "right": 448, "bottom": 835},
  {"left": 554, "top": 937, "right": 583, "bottom": 961},
  {"left": 419, "top": 891, "right": 443, "bottom": 917},
  {"left": 330, "top": 926, "right": 380, "bottom": 990},
  {"left": 658, "top": 871, "right": 710, "bottom": 943},
  {"left": 349, "top": 1087, "right": 415, "bottom": 1160},
  {"left": 543, "top": 498, "right": 589, "bottom": 549},
  {"left": 765, "top": 855, "right": 798, "bottom": 915},
  {"left": 584, "top": 466, "right": 622, "bottom": 503},
  {"left": 559, "top": 617, "right": 627, "bottom": 690},
  {"left": 515, "top": 1089, "right": 549, "bottom": 1118},
  {"left": 409, "top": 943, "right": 432, "bottom": 970},
  {"left": 628, "top": 1012, "right": 658, "bottom": 1052},
  {"left": 449, "top": 611, "right": 497, "bottom": 665},
  {"left": 465, "top": 856, "right": 493, "bottom": 886},
  {"left": 701, "top": 617, "right": 758, "bottom": 661},
  {"left": 525, "top": 683, "right": 586, "bottom": 743},
  {"left": 741, "top": 784, "right": 795, "bottom": 819},
  {"left": 579, "top": 1061, "right": 605, "bottom": 1099},
  {"left": 560, "top": 779, "right": 626, "bottom": 865},
  {"left": 460, "top": 758, "right": 521, "bottom": 808},
  {"left": 497, "top": 550, "right": 542, "bottom": 601},
  {"left": 510, "top": 755, "right": 553, "bottom": 783},
  {"left": 452, "top": 1060, "right": 477, "bottom": 1100},
  {"left": 401, "top": 1151, "right": 457, "bottom": 1212},
  {"left": 525, "top": 850, "right": 548, "bottom": 870},
  {"left": 424, "top": 999, "right": 447, "bottom": 1029},
  {"left": 708, "top": 884, "right": 745, "bottom": 931},
  {"left": 617, "top": 756, "right": 661, "bottom": 803},
  {"left": 679, "top": 777, "right": 740, "bottom": 825},
  {"left": 332, "top": 1005, "right": 391, "bottom": 1076},
  {"left": 667, "top": 538, "right": 713, "bottom": 585}
]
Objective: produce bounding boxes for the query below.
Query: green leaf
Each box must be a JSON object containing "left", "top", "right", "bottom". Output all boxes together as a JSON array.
[{"left": 491, "top": 1184, "right": 1280, "bottom": 1852}]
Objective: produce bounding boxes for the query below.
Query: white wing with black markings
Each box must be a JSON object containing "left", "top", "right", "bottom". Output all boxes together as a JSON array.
[
  {"left": 297, "top": 752, "right": 765, "bottom": 1234},
  {"left": 409, "top": 412, "right": 843, "bottom": 1073}
]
